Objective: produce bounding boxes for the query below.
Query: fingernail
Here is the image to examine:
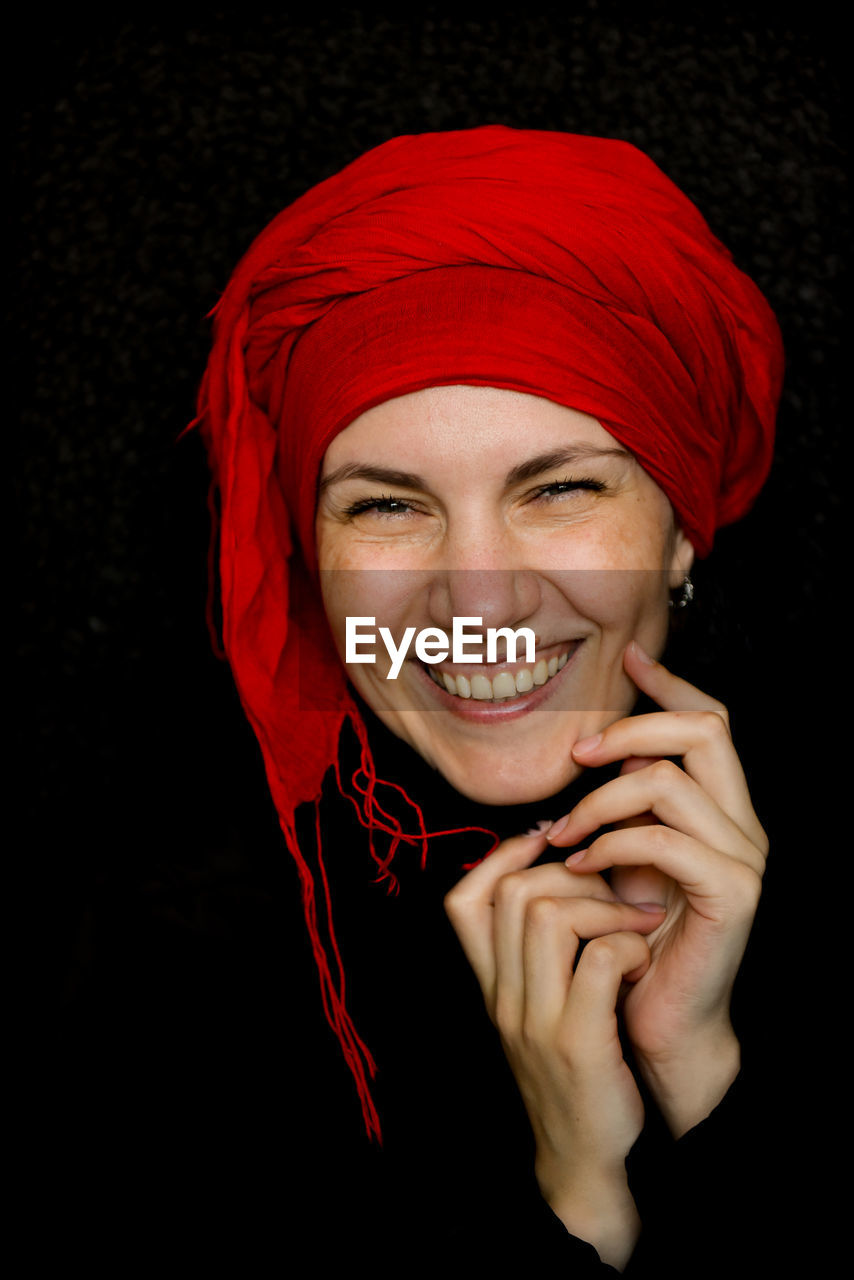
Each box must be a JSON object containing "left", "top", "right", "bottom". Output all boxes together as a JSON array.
[
  {"left": 573, "top": 733, "right": 602, "bottom": 754},
  {"left": 523, "top": 819, "right": 553, "bottom": 837},
  {"left": 564, "top": 848, "right": 587, "bottom": 866},
  {"left": 546, "top": 814, "right": 570, "bottom": 841},
  {"left": 633, "top": 901, "right": 667, "bottom": 913},
  {"left": 631, "top": 640, "right": 656, "bottom": 665}
]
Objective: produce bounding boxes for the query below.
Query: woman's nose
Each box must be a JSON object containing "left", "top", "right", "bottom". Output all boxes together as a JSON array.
[{"left": 427, "top": 528, "right": 542, "bottom": 635}]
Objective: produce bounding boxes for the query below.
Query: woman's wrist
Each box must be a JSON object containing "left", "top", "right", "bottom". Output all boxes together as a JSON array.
[
  {"left": 543, "top": 1164, "right": 640, "bottom": 1271},
  {"left": 637, "top": 1023, "right": 741, "bottom": 1138}
]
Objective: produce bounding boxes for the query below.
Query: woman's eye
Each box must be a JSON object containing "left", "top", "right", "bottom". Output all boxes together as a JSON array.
[
  {"left": 344, "top": 494, "right": 418, "bottom": 519},
  {"left": 530, "top": 477, "right": 606, "bottom": 502}
]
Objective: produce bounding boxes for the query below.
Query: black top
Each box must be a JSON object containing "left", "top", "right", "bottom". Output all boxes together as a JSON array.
[{"left": 48, "top": 705, "right": 825, "bottom": 1275}]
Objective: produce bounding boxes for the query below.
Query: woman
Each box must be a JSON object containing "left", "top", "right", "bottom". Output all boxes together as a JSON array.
[{"left": 197, "top": 126, "right": 785, "bottom": 1273}]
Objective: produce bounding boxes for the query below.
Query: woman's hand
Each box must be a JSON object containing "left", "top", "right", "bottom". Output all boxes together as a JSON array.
[
  {"left": 444, "top": 828, "right": 665, "bottom": 1269},
  {"left": 547, "top": 641, "right": 768, "bottom": 1138}
]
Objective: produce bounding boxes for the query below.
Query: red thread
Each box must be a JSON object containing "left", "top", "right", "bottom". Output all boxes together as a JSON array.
[{"left": 281, "top": 715, "right": 497, "bottom": 1142}]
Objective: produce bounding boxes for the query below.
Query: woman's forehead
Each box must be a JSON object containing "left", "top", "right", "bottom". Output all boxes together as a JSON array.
[{"left": 320, "top": 386, "right": 625, "bottom": 476}]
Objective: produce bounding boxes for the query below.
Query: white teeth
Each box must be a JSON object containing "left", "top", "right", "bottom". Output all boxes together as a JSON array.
[
  {"left": 515, "top": 668, "right": 533, "bottom": 693},
  {"left": 428, "top": 649, "right": 574, "bottom": 702},
  {"left": 492, "top": 672, "right": 517, "bottom": 700},
  {"left": 471, "top": 675, "right": 493, "bottom": 700}
]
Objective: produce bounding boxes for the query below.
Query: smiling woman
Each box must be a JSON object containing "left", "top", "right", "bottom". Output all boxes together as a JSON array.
[
  {"left": 196, "top": 126, "right": 784, "bottom": 1274},
  {"left": 317, "top": 388, "right": 691, "bottom": 805}
]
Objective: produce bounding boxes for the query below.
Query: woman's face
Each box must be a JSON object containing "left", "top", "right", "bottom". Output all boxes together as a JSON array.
[{"left": 316, "top": 386, "right": 693, "bottom": 806}]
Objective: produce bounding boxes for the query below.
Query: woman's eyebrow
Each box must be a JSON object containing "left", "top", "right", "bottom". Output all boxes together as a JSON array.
[
  {"left": 506, "top": 446, "right": 630, "bottom": 485},
  {"left": 318, "top": 463, "right": 427, "bottom": 493},
  {"left": 319, "top": 446, "right": 630, "bottom": 495}
]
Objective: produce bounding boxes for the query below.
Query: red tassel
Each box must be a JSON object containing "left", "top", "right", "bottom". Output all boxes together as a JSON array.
[{"left": 278, "top": 710, "right": 498, "bottom": 1141}]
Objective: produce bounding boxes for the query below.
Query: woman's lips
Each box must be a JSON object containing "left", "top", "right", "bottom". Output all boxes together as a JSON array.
[{"left": 414, "top": 641, "right": 583, "bottom": 719}]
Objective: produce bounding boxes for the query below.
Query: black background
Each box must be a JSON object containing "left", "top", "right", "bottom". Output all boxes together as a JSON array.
[{"left": 16, "top": 2, "right": 846, "bottom": 1263}]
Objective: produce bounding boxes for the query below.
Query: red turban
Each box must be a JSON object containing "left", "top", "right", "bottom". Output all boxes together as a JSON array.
[{"left": 195, "top": 126, "right": 783, "bottom": 1137}]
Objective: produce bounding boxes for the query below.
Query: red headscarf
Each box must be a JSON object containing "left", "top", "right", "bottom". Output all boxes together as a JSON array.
[{"left": 195, "top": 126, "right": 783, "bottom": 1137}]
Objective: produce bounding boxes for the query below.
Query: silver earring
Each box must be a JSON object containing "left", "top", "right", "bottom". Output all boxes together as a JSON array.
[{"left": 670, "top": 574, "right": 694, "bottom": 610}]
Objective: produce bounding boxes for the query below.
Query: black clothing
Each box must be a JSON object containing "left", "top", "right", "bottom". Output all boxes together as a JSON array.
[{"left": 50, "top": 708, "right": 820, "bottom": 1274}]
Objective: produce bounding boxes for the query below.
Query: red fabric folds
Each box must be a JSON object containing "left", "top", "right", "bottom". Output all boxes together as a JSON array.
[{"left": 195, "top": 125, "right": 783, "bottom": 1137}]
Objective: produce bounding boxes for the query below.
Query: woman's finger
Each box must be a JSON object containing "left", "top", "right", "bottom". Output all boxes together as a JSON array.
[
  {"left": 609, "top": 863, "right": 673, "bottom": 909},
  {"left": 547, "top": 759, "right": 765, "bottom": 873},
  {"left": 513, "top": 897, "right": 665, "bottom": 1036},
  {"left": 558, "top": 931, "right": 653, "bottom": 1058},
  {"left": 573, "top": 716, "right": 763, "bottom": 850},
  {"left": 573, "top": 710, "right": 745, "bottom": 804},
  {"left": 444, "top": 830, "right": 549, "bottom": 990},
  {"left": 623, "top": 640, "right": 731, "bottom": 718},
  {"left": 492, "top": 864, "right": 616, "bottom": 1016},
  {"left": 570, "top": 642, "right": 765, "bottom": 849},
  {"left": 444, "top": 832, "right": 612, "bottom": 988},
  {"left": 447, "top": 842, "right": 616, "bottom": 1003},
  {"left": 562, "top": 825, "right": 764, "bottom": 916}
]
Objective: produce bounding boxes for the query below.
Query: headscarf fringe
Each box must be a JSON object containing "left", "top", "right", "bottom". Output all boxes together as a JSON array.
[{"left": 276, "top": 709, "right": 498, "bottom": 1141}]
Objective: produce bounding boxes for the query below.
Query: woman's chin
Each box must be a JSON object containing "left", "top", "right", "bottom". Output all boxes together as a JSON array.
[
  {"left": 444, "top": 769, "right": 584, "bottom": 808},
  {"left": 378, "top": 703, "right": 620, "bottom": 809},
  {"left": 421, "top": 744, "right": 586, "bottom": 808}
]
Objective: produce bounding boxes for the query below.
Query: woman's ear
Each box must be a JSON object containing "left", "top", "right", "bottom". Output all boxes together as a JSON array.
[{"left": 668, "top": 526, "right": 695, "bottom": 590}]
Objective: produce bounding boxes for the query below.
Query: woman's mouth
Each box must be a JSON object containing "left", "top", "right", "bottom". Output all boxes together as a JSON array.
[{"left": 424, "top": 643, "right": 579, "bottom": 702}]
